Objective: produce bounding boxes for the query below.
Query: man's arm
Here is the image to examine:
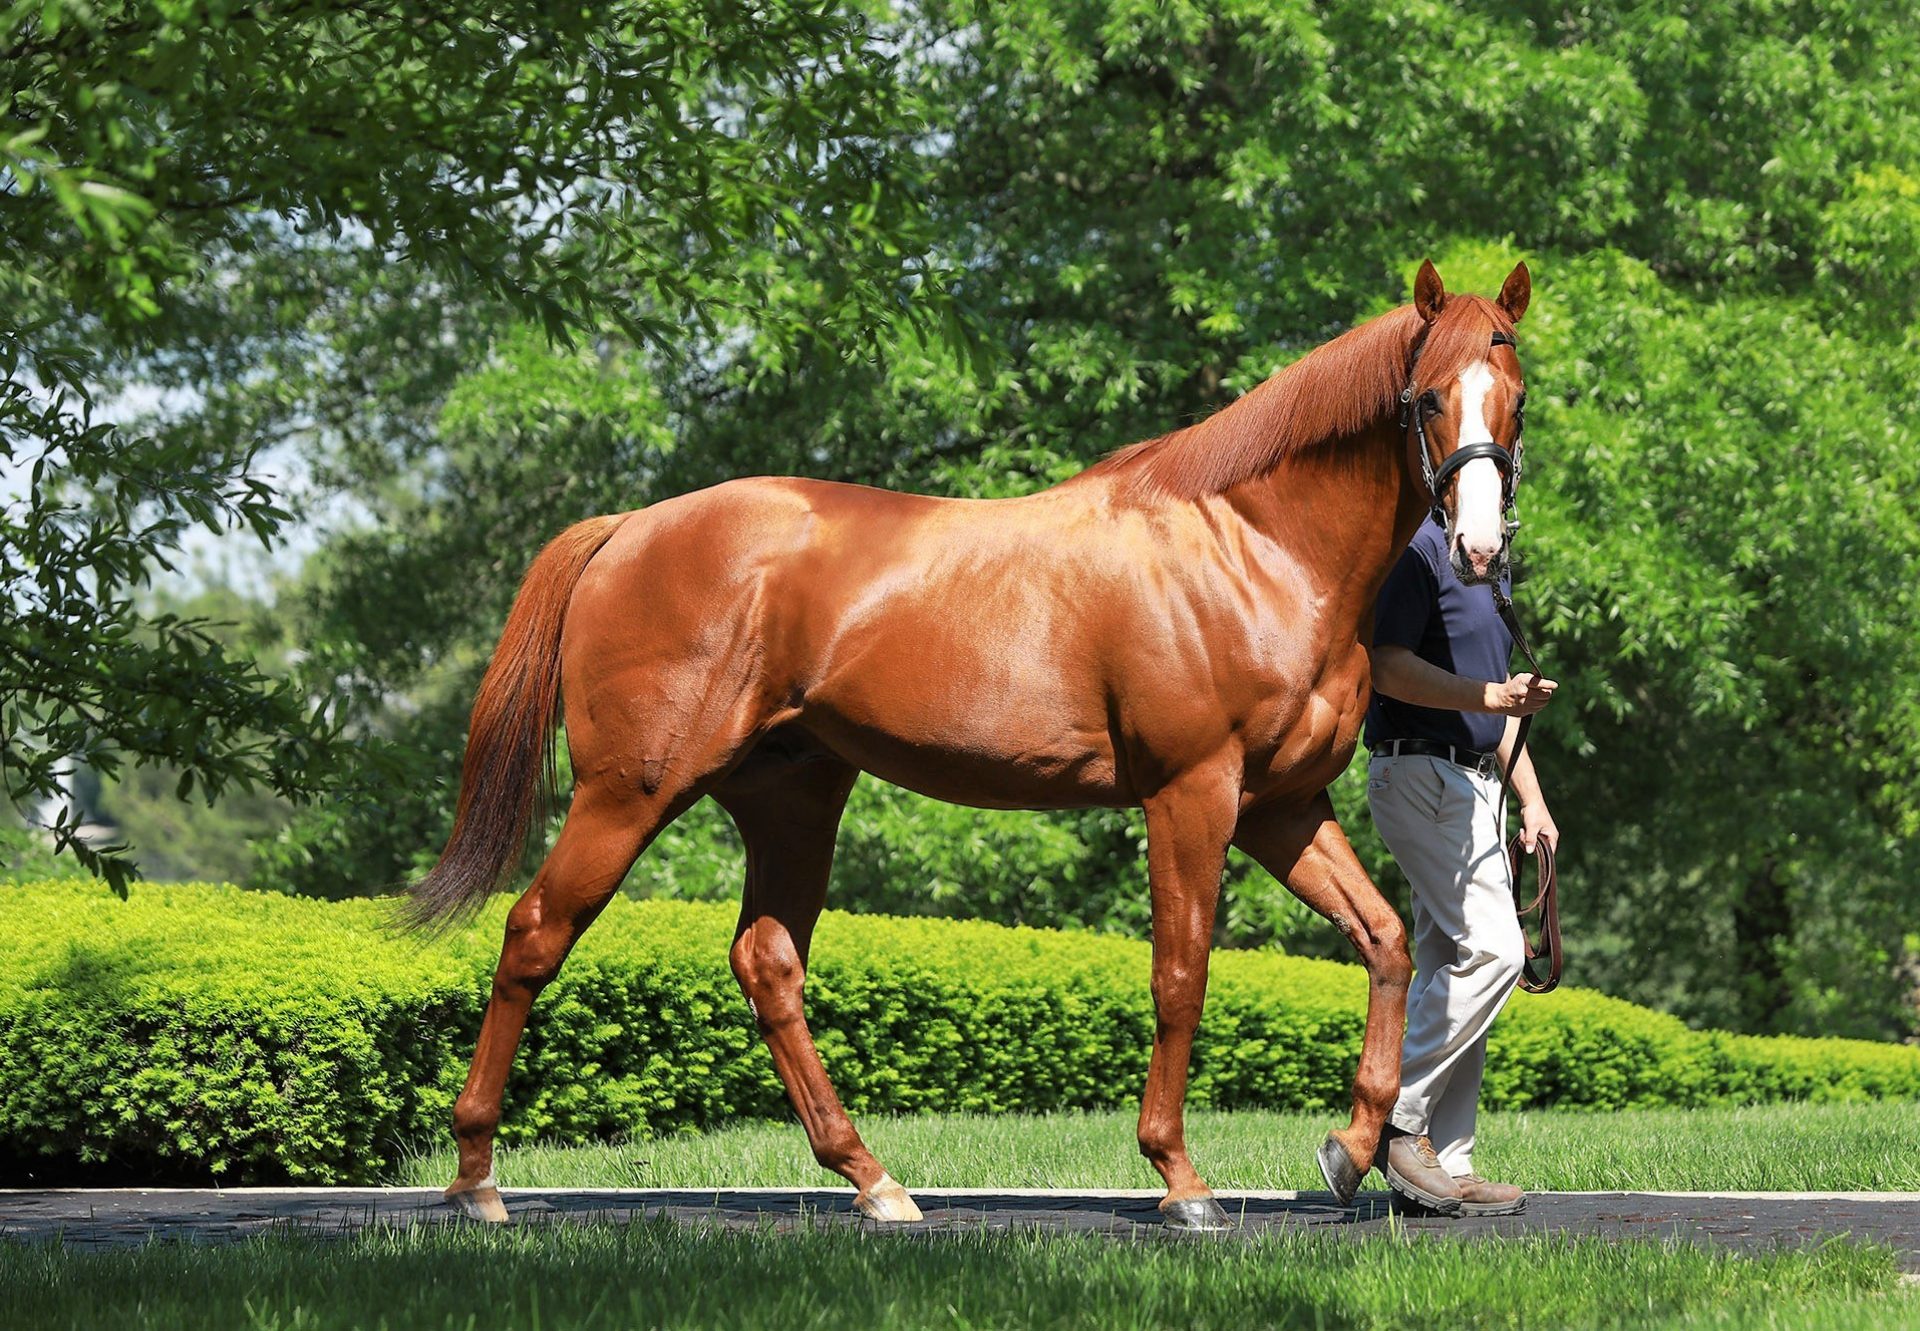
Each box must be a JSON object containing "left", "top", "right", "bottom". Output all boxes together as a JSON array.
[
  {"left": 1370, "top": 646, "right": 1558, "bottom": 717},
  {"left": 1371, "top": 646, "right": 1561, "bottom": 852}
]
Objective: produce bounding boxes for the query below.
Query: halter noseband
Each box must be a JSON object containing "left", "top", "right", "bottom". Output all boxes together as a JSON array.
[{"left": 1400, "top": 329, "right": 1524, "bottom": 526}]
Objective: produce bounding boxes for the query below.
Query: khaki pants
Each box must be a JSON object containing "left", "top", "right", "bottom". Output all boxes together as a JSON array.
[{"left": 1366, "top": 752, "right": 1526, "bottom": 1176}]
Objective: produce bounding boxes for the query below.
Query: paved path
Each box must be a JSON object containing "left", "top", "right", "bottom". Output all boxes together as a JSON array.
[{"left": 5, "top": 1187, "right": 1918, "bottom": 1268}]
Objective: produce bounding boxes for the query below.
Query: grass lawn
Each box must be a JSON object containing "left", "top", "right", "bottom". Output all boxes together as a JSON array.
[
  {"left": 13, "top": 1104, "right": 1919, "bottom": 1329},
  {"left": 4, "top": 1222, "right": 1916, "bottom": 1331},
  {"left": 395, "top": 1101, "right": 1920, "bottom": 1193}
]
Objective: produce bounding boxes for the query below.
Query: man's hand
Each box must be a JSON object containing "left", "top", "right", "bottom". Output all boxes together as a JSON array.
[
  {"left": 1484, "top": 673, "right": 1558, "bottom": 716},
  {"left": 1520, "top": 800, "right": 1559, "bottom": 853}
]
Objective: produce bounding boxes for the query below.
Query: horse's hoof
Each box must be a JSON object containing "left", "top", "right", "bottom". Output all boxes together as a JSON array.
[
  {"left": 1316, "top": 1133, "right": 1364, "bottom": 1206},
  {"left": 855, "top": 1173, "right": 924, "bottom": 1223},
  {"left": 1161, "top": 1195, "right": 1234, "bottom": 1232},
  {"left": 445, "top": 1177, "right": 509, "bottom": 1224}
]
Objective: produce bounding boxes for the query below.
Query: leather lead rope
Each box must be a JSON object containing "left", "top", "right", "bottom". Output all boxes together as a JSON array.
[{"left": 1492, "top": 587, "right": 1562, "bottom": 994}]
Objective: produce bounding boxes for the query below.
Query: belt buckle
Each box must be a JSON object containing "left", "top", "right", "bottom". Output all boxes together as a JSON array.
[{"left": 1476, "top": 751, "right": 1499, "bottom": 779}]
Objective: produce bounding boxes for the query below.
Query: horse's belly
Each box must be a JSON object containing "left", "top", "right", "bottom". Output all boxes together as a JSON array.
[
  {"left": 783, "top": 500, "right": 1137, "bottom": 807},
  {"left": 796, "top": 691, "right": 1126, "bottom": 810}
]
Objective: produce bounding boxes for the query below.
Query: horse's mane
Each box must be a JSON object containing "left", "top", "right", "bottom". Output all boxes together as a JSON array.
[{"left": 1082, "top": 295, "right": 1515, "bottom": 500}]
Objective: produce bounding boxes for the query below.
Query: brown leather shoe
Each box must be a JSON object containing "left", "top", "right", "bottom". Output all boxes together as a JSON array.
[
  {"left": 1379, "top": 1134, "right": 1463, "bottom": 1215},
  {"left": 1455, "top": 1173, "right": 1526, "bottom": 1217}
]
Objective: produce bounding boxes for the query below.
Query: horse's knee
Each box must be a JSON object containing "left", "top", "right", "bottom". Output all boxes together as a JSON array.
[
  {"left": 1149, "top": 959, "right": 1207, "bottom": 1030},
  {"left": 1348, "top": 911, "right": 1410, "bottom": 991},
  {"left": 498, "top": 936, "right": 568, "bottom": 995},
  {"left": 729, "top": 927, "right": 804, "bottom": 1024}
]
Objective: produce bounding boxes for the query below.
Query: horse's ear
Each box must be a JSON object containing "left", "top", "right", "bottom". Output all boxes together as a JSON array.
[
  {"left": 1414, "top": 260, "right": 1446, "bottom": 324},
  {"left": 1497, "top": 261, "right": 1531, "bottom": 323}
]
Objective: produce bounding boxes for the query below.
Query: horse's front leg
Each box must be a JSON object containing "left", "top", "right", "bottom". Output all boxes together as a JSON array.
[
  {"left": 1136, "top": 765, "right": 1240, "bottom": 1231},
  {"left": 1233, "top": 793, "right": 1412, "bottom": 1205}
]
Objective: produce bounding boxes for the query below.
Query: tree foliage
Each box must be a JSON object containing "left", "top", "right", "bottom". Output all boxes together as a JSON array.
[
  {"left": 0, "top": 1, "right": 952, "bottom": 885},
  {"left": 19, "top": 1, "right": 1920, "bottom": 1039}
]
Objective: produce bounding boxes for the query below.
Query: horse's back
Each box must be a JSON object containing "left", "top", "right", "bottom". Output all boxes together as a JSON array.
[
  {"left": 558, "top": 472, "right": 1345, "bottom": 807},
  {"left": 558, "top": 475, "right": 1153, "bottom": 803}
]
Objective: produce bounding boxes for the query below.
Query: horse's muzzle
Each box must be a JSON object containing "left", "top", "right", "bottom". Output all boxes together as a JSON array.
[{"left": 1449, "top": 534, "right": 1510, "bottom": 586}]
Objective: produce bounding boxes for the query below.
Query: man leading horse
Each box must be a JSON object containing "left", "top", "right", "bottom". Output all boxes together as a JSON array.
[{"left": 1366, "top": 501, "right": 1558, "bottom": 1216}]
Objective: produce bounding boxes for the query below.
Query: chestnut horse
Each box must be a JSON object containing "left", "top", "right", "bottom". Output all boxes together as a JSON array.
[{"left": 411, "top": 259, "right": 1532, "bottom": 1230}]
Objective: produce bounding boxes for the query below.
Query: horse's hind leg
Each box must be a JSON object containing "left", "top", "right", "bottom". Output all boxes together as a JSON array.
[
  {"left": 714, "top": 755, "right": 922, "bottom": 1222},
  {"left": 444, "top": 780, "right": 675, "bottom": 1221},
  {"left": 1232, "top": 794, "right": 1411, "bottom": 1204}
]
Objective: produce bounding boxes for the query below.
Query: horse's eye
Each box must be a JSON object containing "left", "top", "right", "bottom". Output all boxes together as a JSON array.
[{"left": 1419, "top": 390, "right": 1441, "bottom": 415}]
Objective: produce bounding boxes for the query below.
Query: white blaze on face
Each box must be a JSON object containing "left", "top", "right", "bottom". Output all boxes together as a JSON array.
[{"left": 1449, "top": 361, "right": 1506, "bottom": 578}]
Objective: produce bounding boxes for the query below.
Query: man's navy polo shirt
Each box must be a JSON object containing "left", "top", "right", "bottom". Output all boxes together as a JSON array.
[{"left": 1364, "top": 516, "right": 1512, "bottom": 754}]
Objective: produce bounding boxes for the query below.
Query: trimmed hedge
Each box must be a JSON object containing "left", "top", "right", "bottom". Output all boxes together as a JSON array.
[{"left": 2, "top": 880, "right": 1916, "bottom": 1184}]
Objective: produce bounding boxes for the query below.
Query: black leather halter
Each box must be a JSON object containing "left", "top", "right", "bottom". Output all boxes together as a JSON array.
[{"left": 1401, "top": 329, "right": 1524, "bottom": 526}]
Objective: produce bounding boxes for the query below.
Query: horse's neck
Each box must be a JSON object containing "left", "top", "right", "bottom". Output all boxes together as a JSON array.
[{"left": 1226, "top": 420, "right": 1428, "bottom": 624}]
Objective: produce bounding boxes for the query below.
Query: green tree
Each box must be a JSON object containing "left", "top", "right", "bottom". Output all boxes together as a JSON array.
[
  {"left": 75, "top": 584, "right": 297, "bottom": 884},
  {"left": 92, "top": 1, "right": 1920, "bottom": 1038},
  {"left": 1, "top": 1, "right": 952, "bottom": 884},
  {"left": 1510, "top": 247, "right": 1920, "bottom": 1039}
]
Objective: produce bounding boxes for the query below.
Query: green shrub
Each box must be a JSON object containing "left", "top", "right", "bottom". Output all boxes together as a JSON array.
[{"left": 2, "top": 880, "right": 1916, "bottom": 1185}]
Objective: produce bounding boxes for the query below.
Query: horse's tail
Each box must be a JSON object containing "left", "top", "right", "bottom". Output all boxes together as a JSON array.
[{"left": 401, "top": 513, "right": 629, "bottom": 931}]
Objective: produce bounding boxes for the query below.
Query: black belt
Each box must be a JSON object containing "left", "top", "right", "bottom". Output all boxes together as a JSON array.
[{"left": 1371, "top": 738, "right": 1500, "bottom": 779}]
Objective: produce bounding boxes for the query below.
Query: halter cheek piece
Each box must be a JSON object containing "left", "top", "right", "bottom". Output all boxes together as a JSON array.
[{"left": 1401, "top": 328, "right": 1525, "bottom": 527}]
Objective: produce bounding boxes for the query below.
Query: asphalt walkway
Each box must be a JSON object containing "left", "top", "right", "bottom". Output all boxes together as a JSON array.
[{"left": 4, "top": 1187, "right": 1917, "bottom": 1269}]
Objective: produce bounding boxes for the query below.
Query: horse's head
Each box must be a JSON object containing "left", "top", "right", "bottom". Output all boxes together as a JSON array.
[{"left": 1404, "top": 260, "right": 1530, "bottom": 585}]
